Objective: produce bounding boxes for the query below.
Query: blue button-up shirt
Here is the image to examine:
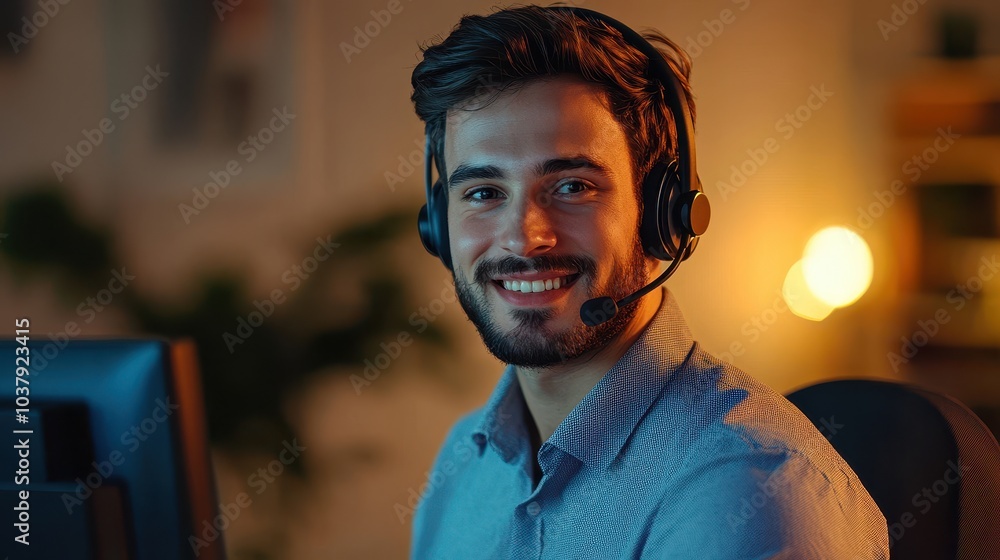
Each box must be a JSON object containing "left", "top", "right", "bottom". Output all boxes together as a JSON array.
[{"left": 412, "top": 289, "right": 888, "bottom": 559}]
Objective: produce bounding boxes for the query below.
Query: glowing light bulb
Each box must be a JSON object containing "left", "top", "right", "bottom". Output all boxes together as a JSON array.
[
  {"left": 801, "top": 227, "right": 873, "bottom": 308},
  {"left": 783, "top": 260, "right": 835, "bottom": 321}
]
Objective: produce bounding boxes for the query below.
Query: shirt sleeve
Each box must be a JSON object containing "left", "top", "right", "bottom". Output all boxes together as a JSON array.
[{"left": 637, "top": 446, "right": 889, "bottom": 559}]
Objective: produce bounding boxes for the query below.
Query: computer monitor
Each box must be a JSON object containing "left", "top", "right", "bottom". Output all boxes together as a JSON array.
[{"left": 1, "top": 338, "right": 225, "bottom": 560}]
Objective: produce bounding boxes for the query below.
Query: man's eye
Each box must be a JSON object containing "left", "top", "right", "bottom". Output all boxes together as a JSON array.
[
  {"left": 463, "top": 187, "right": 504, "bottom": 201},
  {"left": 555, "top": 180, "right": 589, "bottom": 195}
]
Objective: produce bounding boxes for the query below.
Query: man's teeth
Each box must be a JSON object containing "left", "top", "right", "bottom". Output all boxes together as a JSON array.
[{"left": 500, "top": 277, "right": 570, "bottom": 293}]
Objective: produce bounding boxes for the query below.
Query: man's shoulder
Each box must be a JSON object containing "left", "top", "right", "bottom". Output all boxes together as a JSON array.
[
  {"left": 639, "top": 342, "right": 857, "bottom": 479},
  {"left": 633, "top": 346, "right": 888, "bottom": 556}
]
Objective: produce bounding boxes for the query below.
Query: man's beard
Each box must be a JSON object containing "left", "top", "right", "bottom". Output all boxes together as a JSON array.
[{"left": 453, "top": 238, "right": 650, "bottom": 368}]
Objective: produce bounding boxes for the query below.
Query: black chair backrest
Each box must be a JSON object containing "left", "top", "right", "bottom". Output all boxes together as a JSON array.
[
  {"left": 787, "top": 379, "right": 1000, "bottom": 560},
  {"left": 915, "top": 387, "right": 1000, "bottom": 559}
]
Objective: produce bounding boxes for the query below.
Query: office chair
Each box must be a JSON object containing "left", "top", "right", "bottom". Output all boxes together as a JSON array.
[{"left": 785, "top": 379, "right": 1000, "bottom": 560}]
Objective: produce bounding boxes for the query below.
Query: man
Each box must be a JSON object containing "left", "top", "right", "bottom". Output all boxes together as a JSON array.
[{"left": 408, "top": 6, "right": 888, "bottom": 559}]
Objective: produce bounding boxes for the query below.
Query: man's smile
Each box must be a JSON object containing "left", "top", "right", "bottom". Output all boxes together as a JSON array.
[
  {"left": 489, "top": 272, "right": 583, "bottom": 305},
  {"left": 492, "top": 271, "right": 582, "bottom": 293}
]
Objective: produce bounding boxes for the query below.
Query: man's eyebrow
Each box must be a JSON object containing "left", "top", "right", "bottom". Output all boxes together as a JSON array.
[
  {"left": 536, "top": 156, "right": 613, "bottom": 179},
  {"left": 447, "top": 164, "right": 505, "bottom": 190},
  {"left": 448, "top": 156, "right": 613, "bottom": 190}
]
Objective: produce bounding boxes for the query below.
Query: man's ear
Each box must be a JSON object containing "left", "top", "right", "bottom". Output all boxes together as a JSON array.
[{"left": 646, "top": 255, "right": 662, "bottom": 277}]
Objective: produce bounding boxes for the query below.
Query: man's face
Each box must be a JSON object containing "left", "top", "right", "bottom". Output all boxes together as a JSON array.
[{"left": 444, "top": 75, "right": 653, "bottom": 368}]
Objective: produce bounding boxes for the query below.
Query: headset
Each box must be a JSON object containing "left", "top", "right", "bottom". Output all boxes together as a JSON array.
[{"left": 417, "top": 7, "right": 711, "bottom": 327}]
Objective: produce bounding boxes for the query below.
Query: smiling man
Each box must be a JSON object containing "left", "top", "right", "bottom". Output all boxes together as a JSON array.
[{"left": 408, "top": 6, "right": 888, "bottom": 559}]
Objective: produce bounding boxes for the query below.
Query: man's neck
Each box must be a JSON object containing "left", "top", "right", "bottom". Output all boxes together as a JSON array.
[{"left": 515, "top": 287, "right": 664, "bottom": 446}]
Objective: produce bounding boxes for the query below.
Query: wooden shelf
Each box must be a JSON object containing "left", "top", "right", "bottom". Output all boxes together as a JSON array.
[{"left": 888, "top": 54, "right": 1000, "bottom": 393}]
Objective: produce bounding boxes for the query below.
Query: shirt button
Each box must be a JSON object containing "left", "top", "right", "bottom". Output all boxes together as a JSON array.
[{"left": 526, "top": 501, "right": 541, "bottom": 516}]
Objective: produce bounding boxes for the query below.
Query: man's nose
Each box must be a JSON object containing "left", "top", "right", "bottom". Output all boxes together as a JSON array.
[{"left": 498, "top": 193, "right": 556, "bottom": 257}]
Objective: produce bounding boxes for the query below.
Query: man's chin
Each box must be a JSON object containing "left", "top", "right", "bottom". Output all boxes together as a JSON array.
[
  {"left": 456, "top": 273, "right": 630, "bottom": 368},
  {"left": 476, "top": 305, "right": 590, "bottom": 367},
  {"left": 487, "top": 292, "right": 581, "bottom": 333}
]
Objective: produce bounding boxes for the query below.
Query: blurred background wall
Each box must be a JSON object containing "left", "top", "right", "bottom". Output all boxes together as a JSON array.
[{"left": 1, "top": 0, "right": 999, "bottom": 557}]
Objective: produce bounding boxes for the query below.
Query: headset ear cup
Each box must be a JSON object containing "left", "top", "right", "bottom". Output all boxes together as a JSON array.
[
  {"left": 639, "top": 161, "right": 710, "bottom": 262},
  {"left": 667, "top": 182, "right": 710, "bottom": 262},
  {"left": 640, "top": 161, "right": 686, "bottom": 261},
  {"left": 429, "top": 180, "right": 452, "bottom": 270},
  {"left": 418, "top": 204, "right": 437, "bottom": 257},
  {"left": 417, "top": 180, "right": 452, "bottom": 269},
  {"left": 639, "top": 162, "right": 672, "bottom": 261}
]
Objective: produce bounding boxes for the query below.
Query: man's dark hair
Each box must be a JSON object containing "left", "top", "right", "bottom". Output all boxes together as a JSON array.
[{"left": 410, "top": 5, "right": 695, "bottom": 190}]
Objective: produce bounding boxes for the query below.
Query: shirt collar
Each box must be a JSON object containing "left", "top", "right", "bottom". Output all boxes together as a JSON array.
[
  {"left": 471, "top": 288, "right": 696, "bottom": 469},
  {"left": 471, "top": 361, "right": 530, "bottom": 464}
]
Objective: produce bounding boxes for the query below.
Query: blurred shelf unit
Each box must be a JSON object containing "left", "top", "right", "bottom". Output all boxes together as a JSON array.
[
  {"left": 890, "top": 54, "right": 1000, "bottom": 388},
  {"left": 892, "top": 57, "right": 1000, "bottom": 138}
]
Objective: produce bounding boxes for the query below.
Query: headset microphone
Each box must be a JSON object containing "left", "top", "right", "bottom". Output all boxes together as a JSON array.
[
  {"left": 580, "top": 187, "right": 710, "bottom": 327},
  {"left": 580, "top": 258, "right": 682, "bottom": 328}
]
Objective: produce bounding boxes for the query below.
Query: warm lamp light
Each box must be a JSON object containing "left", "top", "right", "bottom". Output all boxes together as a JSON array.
[
  {"left": 780, "top": 226, "right": 874, "bottom": 321},
  {"left": 801, "top": 227, "right": 873, "bottom": 308},
  {"left": 782, "top": 260, "right": 835, "bottom": 321}
]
